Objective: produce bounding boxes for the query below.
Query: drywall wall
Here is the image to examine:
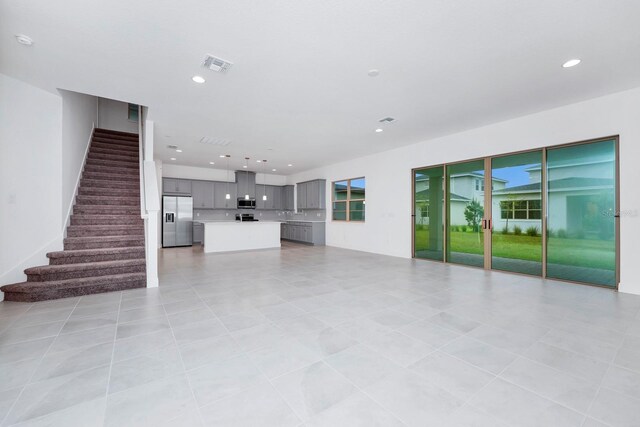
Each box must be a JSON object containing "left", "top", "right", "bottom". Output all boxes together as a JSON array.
[
  {"left": 98, "top": 97, "right": 138, "bottom": 133},
  {"left": 288, "top": 87, "right": 640, "bottom": 295},
  {"left": 162, "top": 164, "right": 288, "bottom": 185},
  {"left": 60, "top": 89, "right": 97, "bottom": 226},
  {"left": 0, "top": 74, "right": 63, "bottom": 292}
]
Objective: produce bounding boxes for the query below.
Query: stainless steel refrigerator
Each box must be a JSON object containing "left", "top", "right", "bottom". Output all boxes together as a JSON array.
[{"left": 162, "top": 196, "right": 193, "bottom": 247}]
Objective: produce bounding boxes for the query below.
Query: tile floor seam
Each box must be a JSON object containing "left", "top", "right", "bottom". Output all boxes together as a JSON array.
[
  {"left": 101, "top": 291, "right": 123, "bottom": 426},
  {"left": 160, "top": 293, "right": 207, "bottom": 427},
  {"left": 317, "top": 357, "right": 409, "bottom": 426},
  {"left": 183, "top": 278, "right": 302, "bottom": 423},
  {"left": 0, "top": 296, "right": 82, "bottom": 427}
]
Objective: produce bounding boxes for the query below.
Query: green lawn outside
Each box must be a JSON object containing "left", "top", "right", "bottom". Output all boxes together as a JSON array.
[{"left": 414, "top": 228, "right": 615, "bottom": 270}]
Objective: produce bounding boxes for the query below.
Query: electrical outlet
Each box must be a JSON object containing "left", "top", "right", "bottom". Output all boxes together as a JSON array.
[
  {"left": 304, "top": 212, "right": 307, "bottom": 216},
  {"left": 317, "top": 213, "right": 321, "bottom": 217},
  {"left": 225, "top": 212, "right": 229, "bottom": 216},
  {"left": 196, "top": 212, "right": 200, "bottom": 217}
]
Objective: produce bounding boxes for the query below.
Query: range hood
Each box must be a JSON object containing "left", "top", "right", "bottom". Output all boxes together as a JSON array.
[{"left": 235, "top": 171, "right": 256, "bottom": 199}]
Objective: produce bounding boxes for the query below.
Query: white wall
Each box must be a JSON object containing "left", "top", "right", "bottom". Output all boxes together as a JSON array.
[
  {"left": 97, "top": 97, "right": 137, "bottom": 133},
  {"left": 288, "top": 87, "right": 640, "bottom": 295},
  {"left": 0, "top": 74, "right": 64, "bottom": 289},
  {"left": 162, "top": 164, "right": 288, "bottom": 185},
  {"left": 60, "top": 89, "right": 97, "bottom": 226}
]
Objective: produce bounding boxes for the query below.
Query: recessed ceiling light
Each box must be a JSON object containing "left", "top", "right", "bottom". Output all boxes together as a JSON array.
[
  {"left": 368, "top": 69, "right": 380, "bottom": 77},
  {"left": 288, "top": 164, "right": 293, "bottom": 167},
  {"left": 209, "top": 161, "right": 215, "bottom": 165},
  {"left": 170, "top": 157, "right": 176, "bottom": 161},
  {"left": 256, "top": 160, "right": 262, "bottom": 163},
  {"left": 562, "top": 59, "right": 581, "bottom": 68},
  {"left": 176, "top": 149, "right": 182, "bottom": 153},
  {"left": 375, "top": 128, "right": 383, "bottom": 133},
  {"left": 243, "top": 165, "right": 247, "bottom": 168},
  {"left": 272, "top": 169, "right": 277, "bottom": 172},
  {"left": 192, "top": 75, "right": 205, "bottom": 83},
  {"left": 15, "top": 34, "right": 33, "bottom": 46},
  {"left": 219, "top": 155, "right": 226, "bottom": 158}
]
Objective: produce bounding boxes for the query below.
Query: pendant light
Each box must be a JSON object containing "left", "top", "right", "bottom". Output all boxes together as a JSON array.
[
  {"left": 262, "top": 160, "right": 268, "bottom": 201},
  {"left": 224, "top": 155, "right": 231, "bottom": 201},
  {"left": 244, "top": 157, "right": 250, "bottom": 200}
]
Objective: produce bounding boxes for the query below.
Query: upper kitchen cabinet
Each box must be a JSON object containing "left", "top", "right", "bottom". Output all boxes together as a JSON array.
[
  {"left": 214, "top": 182, "right": 237, "bottom": 209},
  {"left": 283, "top": 185, "right": 294, "bottom": 211},
  {"left": 163, "top": 178, "right": 192, "bottom": 195},
  {"left": 296, "top": 180, "right": 326, "bottom": 210},
  {"left": 256, "top": 185, "right": 279, "bottom": 210},
  {"left": 191, "top": 180, "right": 215, "bottom": 209},
  {"left": 296, "top": 183, "right": 307, "bottom": 210}
]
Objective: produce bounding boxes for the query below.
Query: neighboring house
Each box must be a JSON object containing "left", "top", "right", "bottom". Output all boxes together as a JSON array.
[
  {"left": 415, "top": 173, "right": 506, "bottom": 226},
  {"left": 416, "top": 161, "right": 614, "bottom": 239},
  {"left": 492, "top": 159, "right": 615, "bottom": 237}
]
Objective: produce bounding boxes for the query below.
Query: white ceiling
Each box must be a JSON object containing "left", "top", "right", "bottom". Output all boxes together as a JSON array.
[{"left": 2, "top": 0, "right": 640, "bottom": 174}]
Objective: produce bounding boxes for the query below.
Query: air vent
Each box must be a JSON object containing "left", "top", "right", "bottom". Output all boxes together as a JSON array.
[
  {"left": 203, "top": 55, "right": 233, "bottom": 73},
  {"left": 167, "top": 145, "right": 178, "bottom": 150},
  {"left": 199, "top": 136, "right": 233, "bottom": 147},
  {"left": 378, "top": 117, "right": 396, "bottom": 123}
]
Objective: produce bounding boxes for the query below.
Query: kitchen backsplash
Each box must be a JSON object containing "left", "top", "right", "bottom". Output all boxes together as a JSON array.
[{"left": 193, "top": 209, "right": 326, "bottom": 222}]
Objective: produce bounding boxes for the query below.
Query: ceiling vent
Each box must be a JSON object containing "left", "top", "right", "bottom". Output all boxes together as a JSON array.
[
  {"left": 378, "top": 117, "right": 396, "bottom": 123},
  {"left": 203, "top": 55, "right": 233, "bottom": 73},
  {"left": 199, "top": 136, "right": 233, "bottom": 147},
  {"left": 167, "top": 144, "right": 178, "bottom": 150}
]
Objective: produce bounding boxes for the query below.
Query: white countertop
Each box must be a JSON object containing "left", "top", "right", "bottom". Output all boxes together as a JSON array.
[{"left": 195, "top": 220, "right": 282, "bottom": 225}]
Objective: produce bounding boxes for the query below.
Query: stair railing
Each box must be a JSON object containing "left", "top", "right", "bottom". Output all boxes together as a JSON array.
[{"left": 138, "top": 106, "right": 160, "bottom": 287}]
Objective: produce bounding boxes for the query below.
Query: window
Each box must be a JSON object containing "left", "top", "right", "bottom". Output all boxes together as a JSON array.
[
  {"left": 332, "top": 177, "right": 365, "bottom": 221},
  {"left": 475, "top": 178, "right": 485, "bottom": 191},
  {"left": 500, "top": 200, "right": 541, "bottom": 219},
  {"left": 128, "top": 103, "right": 139, "bottom": 122}
]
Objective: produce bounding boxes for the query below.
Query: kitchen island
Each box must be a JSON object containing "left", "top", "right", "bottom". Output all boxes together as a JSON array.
[{"left": 196, "top": 221, "right": 281, "bottom": 254}]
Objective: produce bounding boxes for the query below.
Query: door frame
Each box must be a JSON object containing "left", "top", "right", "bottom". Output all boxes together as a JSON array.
[{"left": 411, "top": 135, "right": 620, "bottom": 290}]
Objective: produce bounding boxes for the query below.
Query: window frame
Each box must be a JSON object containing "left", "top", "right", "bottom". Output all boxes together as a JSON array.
[
  {"left": 499, "top": 199, "right": 541, "bottom": 220},
  {"left": 332, "top": 177, "right": 365, "bottom": 222}
]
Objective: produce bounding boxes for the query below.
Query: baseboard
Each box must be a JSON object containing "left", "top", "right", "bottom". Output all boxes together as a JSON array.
[{"left": 0, "top": 235, "right": 63, "bottom": 300}]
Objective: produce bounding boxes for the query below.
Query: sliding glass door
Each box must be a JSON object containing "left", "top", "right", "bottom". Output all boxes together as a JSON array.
[
  {"left": 413, "top": 166, "right": 445, "bottom": 261},
  {"left": 546, "top": 140, "right": 617, "bottom": 287},
  {"left": 446, "top": 160, "right": 486, "bottom": 268},
  {"left": 412, "top": 137, "right": 619, "bottom": 288},
  {"left": 491, "top": 151, "right": 543, "bottom": 276}
]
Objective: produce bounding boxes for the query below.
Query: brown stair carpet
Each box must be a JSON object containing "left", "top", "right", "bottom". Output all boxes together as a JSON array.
[{"left": 1, "top": 128, "right": 147, "bottom": 302}]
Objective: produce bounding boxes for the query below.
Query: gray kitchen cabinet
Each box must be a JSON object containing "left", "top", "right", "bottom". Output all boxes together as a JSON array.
[
  {"left": 213, "top": 182, "right": 237, "bottom": 209},
  {"left": 282, "top": 221, "right": 325, "bottom": 245},
  {"left": 191, "top": 181, "right": 215, "bottom": 209},
  {"left": 256, "top": 185, "right": 280, "bottom": 210},
  {"left": 193, "top": 222, "right": 204, "bottom": 244},
  {"left": 273, "top": 186, "right": 283, "bottom": 210},
  {"left": 296, "top": 179, "right": 326, "bottom": 210},
  {"left": 163, "top": 178, "right": 192, "bottom": 195},
  {"left": 296, "top": 183, "right": 307, "bottom": 210},
  {"left": 283, "top": 186, "right": 294, "bottom": 211}
]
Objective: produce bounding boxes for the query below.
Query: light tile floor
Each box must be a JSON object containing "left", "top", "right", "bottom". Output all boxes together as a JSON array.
[{"left": 1, "top": 242, "right": 640, "bottom": 426}]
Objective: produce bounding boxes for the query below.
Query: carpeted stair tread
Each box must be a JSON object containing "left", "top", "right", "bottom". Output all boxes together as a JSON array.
[
  {"left": 91, "top": 141, "right": 139, "bottom": 151},
  {"left": 84, "top": 165, "right": 139, "bottom": 175},
  {"left": 70, "top": 215, "right": 142, "bottom": 225},
  {"left": 82, "top": 171, "right": 139, "bottom": 182},
  {"left": 76, "top": 195, "right": 140, "bottom": 206},
  {"left": 78, "top": 187, "right": 140, "bottom": 197},
  {"left": 80, "top": 179, "right": 139, "bottom": 189},
  {"left": 47, "top": 247, "right": 146, "bottom": 264},
  {"left": 85, "top": 158, "right": 139, "bottom": 169},
  {"left": 73, "top": 206, "right": 140, "bottom": 216},
  {"left": 89, "top": 146, "right": 139, "bottom": 157},
  {"left": 64, "top": 235, "right": 145, "bottom": 250},
  {"left": 1, "top": 273, "right": 146, "bottom": 302},
  {"left": 26, "top": 258, "right": 145, "bottom": 275},
  {"left": 67, "top": 225, "right": 144, "bottom": 238},
  {"left": 88, "top": 152, "right": 139, "bottom": 163}
]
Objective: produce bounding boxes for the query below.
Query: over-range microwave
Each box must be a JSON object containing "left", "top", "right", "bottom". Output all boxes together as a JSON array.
[{"left": 237, "top": 198, "right": 256, "bottom": 209}]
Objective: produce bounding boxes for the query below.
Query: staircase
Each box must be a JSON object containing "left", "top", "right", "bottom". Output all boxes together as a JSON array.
[{"left": 1, "top": 129, "right": 147, "bottom": 302}]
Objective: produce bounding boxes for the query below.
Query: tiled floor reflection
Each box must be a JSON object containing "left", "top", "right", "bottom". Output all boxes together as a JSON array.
[{"left": 1, "top": 241, "right": 639, "bottom": 426}]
